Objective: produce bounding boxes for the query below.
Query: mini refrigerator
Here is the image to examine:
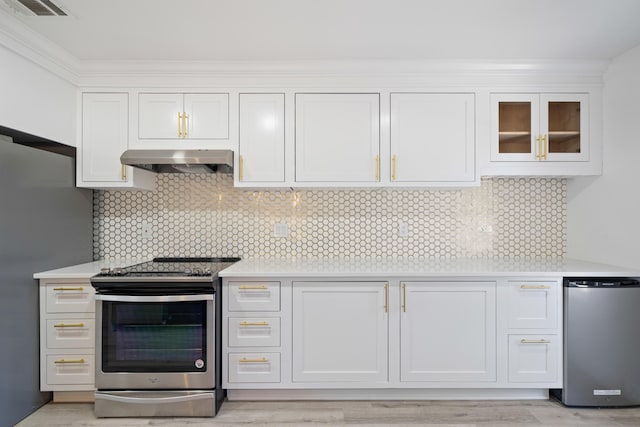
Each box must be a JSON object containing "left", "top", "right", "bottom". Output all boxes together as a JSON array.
[{"left": 553, "top": 277, "right": 640, "bottom": 407}]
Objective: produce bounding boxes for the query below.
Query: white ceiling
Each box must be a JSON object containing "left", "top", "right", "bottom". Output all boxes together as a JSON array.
[{"left": 4, "top": 0, "right": 640, "bottom": 62}]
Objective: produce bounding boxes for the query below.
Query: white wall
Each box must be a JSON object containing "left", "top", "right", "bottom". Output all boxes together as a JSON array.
[
  {"left": 0, "top": 44, "right": 77, "bottom": 146},
  {"left": 567, "top": 43, "right": 640, "bottom": 269}
]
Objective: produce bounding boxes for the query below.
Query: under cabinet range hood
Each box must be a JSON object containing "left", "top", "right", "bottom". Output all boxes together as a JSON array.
[{"left": 120, "top": 149, "right": 233, "bottom": 174}]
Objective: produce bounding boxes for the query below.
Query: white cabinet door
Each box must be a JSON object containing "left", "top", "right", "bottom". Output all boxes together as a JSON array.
[
  {"left": 400, "top": 281, "right": 496, "bottom": 382},
  {"left": 184, "top": 93, "right": 229, "bottom": 139},
  {"left": 540, "top": 93, "right": 588, "bottom": 161},
  {"left": 292, "top": 282, "right": 388, "bottom": 383},
  {"left": 490, "top": 93, "right": 539, "bottom": 162},
  {"left": 138, "top": 93, "right": 183, "bottom": 139},
  {"left": 138, "top": 93, "right": 229, "bottom": 140},
  {"left": 80, "top": 93, "right": 154, "bottom": 190},
  {"left": 390, "top": 93, "right": 475, "bottom": 183},
  {"left": 491, "top": 93, "right": 588, "bottom": 163},
  {"left": 508, "top": 335, "right": 559, "bottom": 383},
  {"left": 239, "top": 93, "right": 285, "bottom": 182},
  {"left": 295, "top": 94, "right": 380, "bottom": 183}
]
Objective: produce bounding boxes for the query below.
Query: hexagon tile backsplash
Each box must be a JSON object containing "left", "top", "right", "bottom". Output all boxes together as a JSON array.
[{"left": 93, "top": 175, "right": 566, "bottom": 260}]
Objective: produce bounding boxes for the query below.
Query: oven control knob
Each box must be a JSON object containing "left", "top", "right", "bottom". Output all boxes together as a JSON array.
[
  {"left": 112, "top": 268, "right": 126, "bottom": 276},
  {"left": 193, "top": 268, "right": 203, "bottom": 276},
  {"left": 100, "top": 267, "right": 111, "bottom": 275},
  {"left": 204, "top": 269, "right": 212, "bottom": 275},
  {"left": 184, "top": 269, "right": 193, "bottom": 275}
]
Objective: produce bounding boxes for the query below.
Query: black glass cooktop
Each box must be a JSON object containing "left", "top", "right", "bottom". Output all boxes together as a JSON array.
[{"left": 91, "top": 257, "right": 241, "bottom": 285}]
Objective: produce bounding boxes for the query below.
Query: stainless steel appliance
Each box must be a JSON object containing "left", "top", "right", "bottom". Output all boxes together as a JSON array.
[
  {"left": 120, "top": 149, "right": 233, "bottom": 174},
  {"left": 553, "top": 277, "right": 640, "bottom": 407},
  {"left": 0, "top": 134, "right": 92, "bottom": 426},
  {"left": 90, "top": 257, "right": 239, "bottom": 417}
]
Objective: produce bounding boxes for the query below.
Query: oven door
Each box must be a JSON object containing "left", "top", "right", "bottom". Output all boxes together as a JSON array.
[{"left": 95, "top": 294, "right": 214, "bottom": 390}]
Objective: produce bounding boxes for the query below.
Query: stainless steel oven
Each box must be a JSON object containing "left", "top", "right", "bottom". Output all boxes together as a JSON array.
[{"left": 91, "top": 257, "right": 239, "bottom": 418}]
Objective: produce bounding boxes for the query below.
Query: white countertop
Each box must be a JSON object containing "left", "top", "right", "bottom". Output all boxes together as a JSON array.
[
  {"left": 33, "top": 259, "right": 148, "bottom": 279},
  {"left": 219, "top": 257, "right": 640, "bottom": 278},
  {"left": 34, "top": 257, "right": 640, "bottom": 280}
]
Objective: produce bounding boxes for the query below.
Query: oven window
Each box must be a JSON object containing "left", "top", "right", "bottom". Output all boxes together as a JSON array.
[{"left": 102, "top": 301, "right": 208, "bottom": 372}]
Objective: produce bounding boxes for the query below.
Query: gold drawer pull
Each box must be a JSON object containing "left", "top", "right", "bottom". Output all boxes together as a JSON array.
[
  {"left": 239, "top": 357, "right": 269, "bottom": 363},
  {"left": 53, "top": 287, "right": 85, "bottom": 291},
  {"left": 238, "top": 285, "right": 268, "bottom": 290},
  {"left": 520, "top": 339, "right": 551, "bottom": 344},
  {"left": 239, "top": 321, "right": 270, "bottom": 326},
  {"left": 520, "top": 285, "right": 551, "bottom": 289},
  {"left": 54, "top": 323, "right": 85, "bottom": 328},
  {"left": 54, "top": 358, "right": 86, "bottom": 364}
]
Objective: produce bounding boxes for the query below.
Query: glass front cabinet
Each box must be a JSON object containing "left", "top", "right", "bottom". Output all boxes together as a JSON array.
[{"left": 491, "top": 93, "right": 588, "bottom": 162}]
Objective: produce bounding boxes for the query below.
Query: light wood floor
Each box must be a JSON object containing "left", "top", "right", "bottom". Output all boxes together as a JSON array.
[{"left": 16, "top": 399, "right": 640, "bottom": 426}]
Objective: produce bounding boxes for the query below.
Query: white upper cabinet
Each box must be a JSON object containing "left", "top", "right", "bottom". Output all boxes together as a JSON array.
[
  {"left": 78, "top": 93, "right": 154, "bottom": 190},
  {"left": 491, "top": 93, "right": 588, "bottom": 163},
  {"left": 390, "top": 93, "right": 475, "bottom": 184},
  {"left": 238, "top": 93, "right": 285, "bottom": 184},
  {"left": 138, "top": 92, "right": 229, "bottom": 141},
  {"left": 295, "top": 93, "right": 380, "bottom": 183}
]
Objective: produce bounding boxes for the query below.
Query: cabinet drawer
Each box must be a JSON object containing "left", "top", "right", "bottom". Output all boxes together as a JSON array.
[
  {"left": 46, "top": 319, "right": 95, "bottom": 349},
  {"left": 507, "top": 281, "right": 558, "bottom": 329},
  {"left": 228, "top": 353, "right": 280, "bottom": 383},
  {"left": 508, "top": 335, "right": 559, "bottom": 383},
  {"left": 45, "top": 283, "right": 95, "bottom": 314},
  {"left": 228, "top": 318, "right": 281, "bottom": 347},
  {"left": 228, "top": 282, "right": 280, "bottom": 312},
  {"left": 45, "top": 354, "right": 95, "bottom": 385}
]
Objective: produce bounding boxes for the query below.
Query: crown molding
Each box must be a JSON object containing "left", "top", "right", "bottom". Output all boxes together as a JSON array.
[
  {"left": 0, "top": 6, "right": 610, "bottom": 88},
  {"left": 0, "top": 7, "right": 79, "bottom": 84}
]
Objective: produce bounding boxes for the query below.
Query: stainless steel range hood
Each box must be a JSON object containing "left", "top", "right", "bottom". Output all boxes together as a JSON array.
[{"left": 120, "top": 149, "right": 233, "bottom": 174}]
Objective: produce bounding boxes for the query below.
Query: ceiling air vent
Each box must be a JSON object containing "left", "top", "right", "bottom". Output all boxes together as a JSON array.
[{"left": 12, "top": 0, "right": 67, "bottom": 16}]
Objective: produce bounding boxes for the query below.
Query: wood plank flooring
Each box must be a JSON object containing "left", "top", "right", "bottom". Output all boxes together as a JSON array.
[{"left": 16, "top": 399, "right": 640, "bottom": 426}]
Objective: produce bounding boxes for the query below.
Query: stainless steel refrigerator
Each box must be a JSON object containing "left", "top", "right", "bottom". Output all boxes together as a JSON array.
[
  {"left": 554, "top": 277, "right": 640, "bottom": 407},
  {"left": 0, "top": 135, "right": 93, "bottom": 426}
]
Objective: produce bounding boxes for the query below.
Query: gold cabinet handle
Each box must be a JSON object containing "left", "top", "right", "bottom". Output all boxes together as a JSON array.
[
  {"left": 54, "top": 323, "right": 85, "bottom": 328},
  {"left": 535, "top": 135, "right": 543, "bottom": 160},
  {"left": 53, "top": 287, "right": 85, "bottom": 291},
  {"left": 402, "top": 283, "right": 406, "bottom": 313},
  {"left": 543, "top": 134, "right": 548, "bottom": 160},
  {"left": 239, "top": 321, "right": 270, "bottom": 326},
  {"left": 239, "top": 155, "right": 244, "bottom": 181},
  {"left": 384, "top": 283, "right": 388, "bottom": 313},
  {"left": 121, "top": 164, "right": 127, "bottom": 181},
  {"left": 183, "top": 112, "right": 189, "bottom": 138},
  {"left": 177, "top": 112, "right": 182, "bottom": 137},
  {"left": 374, "top": 155, "right": 380, "bottom": 181},
  {"left": 54, "top": 358, "right": 86, "bottom": 364},
  {"left": 392, "top": 154, "right": 397, "bottom": 181},
  {"left": 520, "top": 285, "right": 551, "bottom": 289},
  {"left": 239, "top": 357, "right": 269, "bottom": 363},
  {"left": 520, "top": 339, "right": 551, "bottom": 344},
  {"left": 238, "top": 285, "right": 268, "bottom": 290}
]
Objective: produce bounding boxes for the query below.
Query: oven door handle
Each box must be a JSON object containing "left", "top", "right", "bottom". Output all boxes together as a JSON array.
[{"left": 94, "top": 294, "right": 214, "bottom": 303}]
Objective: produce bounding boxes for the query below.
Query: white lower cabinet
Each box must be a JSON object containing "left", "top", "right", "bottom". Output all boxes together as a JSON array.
[
  {"left": 400, "top": 281, "right": 496, "bottom": 382},
  {"left": 39, "top": 279, "right": 96, "bottom": 392},
  {"left": 228, "top": 353, "right": 281, "bottom": 383},
  {"left": 508, "top": 335, "right": 559, "bottom": 383},
  {"left": 223, "top": 276, "right": 562, "bottom": 394},
  {"left": 292, "top": 282, "right": 388, "bottom": 383}
]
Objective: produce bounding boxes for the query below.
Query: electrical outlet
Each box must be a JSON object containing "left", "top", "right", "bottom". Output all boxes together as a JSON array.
[
  {"left": 273, "top": 223, "right": 289, "bottom": 238},
  {"left": 141, "top": 221, "right": 153, "bottom": 240},
  {"left": 399, "top": 222, "right": 409, "bottom": 237},
  {"left": 479, "top": 224, "right": 493, "bottom": 233}
]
